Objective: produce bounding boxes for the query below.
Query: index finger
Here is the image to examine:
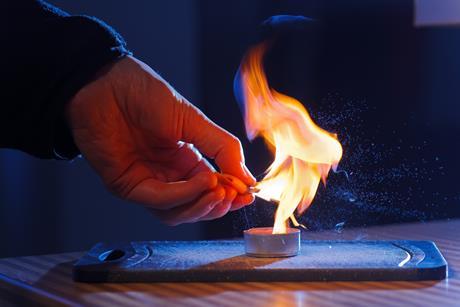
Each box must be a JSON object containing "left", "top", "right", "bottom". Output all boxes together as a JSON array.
[{"left": 180, "top": 103, "right": 256, "bottom": 186}]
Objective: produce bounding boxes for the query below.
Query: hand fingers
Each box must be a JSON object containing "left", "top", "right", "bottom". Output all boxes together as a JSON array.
[
  {"left": 200, "top": 185, "right": 238, "bottom": 221},
  {"left": 216, "top": 173, "right": 249, "bottom": 194},
  {"left": 185, "top": 154, "right": 216, "bottom": 179},
  {"left": 180, "top": 103, "right": 256, "bottom": 186},
  {"left": 230, "top": 193, "right": 255, "bottom": 211},
  {"left": 152, "top": 186, "right": 226, "bottom": 226},
  {"left": 168, "top": 142, "right": 216, "bottom": 179},
  {"left": 126, "top": 171, "right": 217, "bottom": 210}
]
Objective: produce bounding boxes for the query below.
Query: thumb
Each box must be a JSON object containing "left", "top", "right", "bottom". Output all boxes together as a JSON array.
[{"left": 180, "top": 103, "right": 256, "bottom": 186}]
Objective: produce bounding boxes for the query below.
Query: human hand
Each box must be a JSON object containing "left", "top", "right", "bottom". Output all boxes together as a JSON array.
[{"left": 66, "top": 56, "right": 256, "bottom": 225}]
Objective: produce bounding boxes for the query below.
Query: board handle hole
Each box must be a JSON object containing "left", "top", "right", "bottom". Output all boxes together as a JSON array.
[{"left": 99, "top": 249, "right": 125, "bottom": 262}]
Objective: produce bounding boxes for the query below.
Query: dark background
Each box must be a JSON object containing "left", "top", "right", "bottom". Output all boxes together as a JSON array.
[{"left": 1, "top": 0, "right": 459, "bottom": 257}]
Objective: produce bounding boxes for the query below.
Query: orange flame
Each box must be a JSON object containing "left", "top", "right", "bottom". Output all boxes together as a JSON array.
[{"left": 237, "top": 43, "right": 343, "bottom": 234}]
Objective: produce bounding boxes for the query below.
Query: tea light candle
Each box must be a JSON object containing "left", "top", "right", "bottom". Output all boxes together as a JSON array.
[{"left": 243, "top": 227, "right": 300, "bottom": 257}]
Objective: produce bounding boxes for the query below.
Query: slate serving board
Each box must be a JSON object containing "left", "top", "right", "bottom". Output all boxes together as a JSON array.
[{"left": 73, "top": 240, "right": 447, "bottom": 282}]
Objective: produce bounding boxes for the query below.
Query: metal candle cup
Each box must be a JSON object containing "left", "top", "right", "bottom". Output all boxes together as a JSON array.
[{"left": 244, "top": 227, "right": 300, "bottom": 257}]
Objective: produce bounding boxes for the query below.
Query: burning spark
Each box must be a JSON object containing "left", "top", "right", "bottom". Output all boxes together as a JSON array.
[{"left": 235, "top": 42, "right": 343, "bottom": 234}]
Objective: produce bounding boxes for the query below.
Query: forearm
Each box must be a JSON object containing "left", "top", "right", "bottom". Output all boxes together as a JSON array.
[{"left": 0, "top": 0, "right": 130, "bottom": 159}]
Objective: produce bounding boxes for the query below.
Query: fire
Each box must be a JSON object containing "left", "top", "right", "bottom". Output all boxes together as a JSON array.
[{"left": 235, "top": 43, "right": 343, "bottom": 234}]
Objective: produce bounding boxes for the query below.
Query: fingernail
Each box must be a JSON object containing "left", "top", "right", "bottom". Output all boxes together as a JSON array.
[{"left": 247, "top": 187, "right": 260, "bottom": 194}]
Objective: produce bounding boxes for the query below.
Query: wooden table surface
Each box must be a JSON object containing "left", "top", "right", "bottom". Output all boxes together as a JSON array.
[{"left": 0, "top": 219, "right": 458, "bottom": 307}]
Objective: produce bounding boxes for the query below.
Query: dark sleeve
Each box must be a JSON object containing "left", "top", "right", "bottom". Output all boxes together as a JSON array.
[{"left": 0, "top": 0, "right": 130, "bottom": 159}]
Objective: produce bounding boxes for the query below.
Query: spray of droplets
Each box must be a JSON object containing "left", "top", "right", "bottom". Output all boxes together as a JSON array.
[{"left": 234, "top": 92, "right": 452, "bottom": 233}]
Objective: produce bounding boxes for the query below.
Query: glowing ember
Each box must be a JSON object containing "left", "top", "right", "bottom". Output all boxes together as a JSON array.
[{"left": 235, "top": 42, "right": 343, "bottom": 234}]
